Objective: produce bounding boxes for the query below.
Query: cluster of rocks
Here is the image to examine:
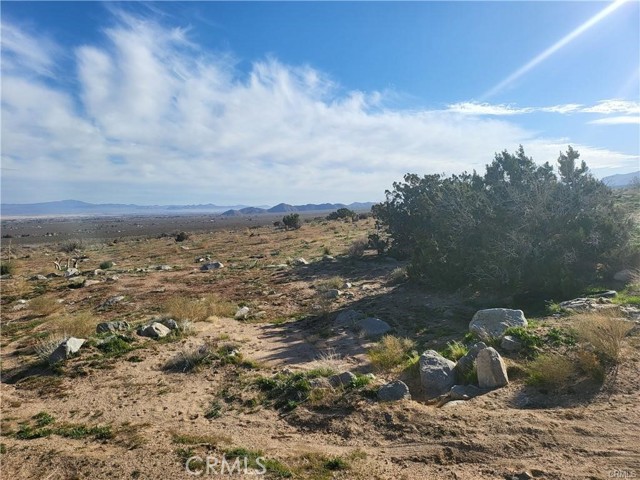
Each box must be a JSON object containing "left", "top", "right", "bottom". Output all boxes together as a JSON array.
[
  {"left": 374, "top": 308, "right": 524, "bottom": 405},
  {"left": 334, "top": 309, "right": 392, "bottom": 338}
]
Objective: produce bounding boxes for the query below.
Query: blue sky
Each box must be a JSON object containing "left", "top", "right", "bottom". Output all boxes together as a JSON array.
[{"left": 1, "top": 1, "right": 638, "bottom": 205}]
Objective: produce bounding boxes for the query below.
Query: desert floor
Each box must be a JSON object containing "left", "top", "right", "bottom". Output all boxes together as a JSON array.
[{"left": 1, "top": 215, "right": 638, "bottom": 479}]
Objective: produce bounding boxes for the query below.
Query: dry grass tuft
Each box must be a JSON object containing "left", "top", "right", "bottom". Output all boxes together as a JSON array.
[
  {"left": 573, "top": 311, "right": 633, "bottom": 365},
  {"left": 526, "top": 353, "right": 574, "bottom": 389},
  {"left": 368, "top": 335, "right": 415, "bottom": 371},
  {"left": 347, "top": 238, "right": 368, "bottom": 258},
  {"left": 164, "top": 294, "right": 237, "bottom": 322},
  {"left": 46, "top": 311, "right": 98, "bottom": 338},
  {"left": 29, "top": 296, "right": 63, "bottom": 317}
]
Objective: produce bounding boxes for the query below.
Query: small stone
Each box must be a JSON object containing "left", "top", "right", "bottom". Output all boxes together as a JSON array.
[
  {"left": 200, "top": 262, "right": 224, "bottom": 271},
  {"left": 334, "top": 309, "right": 365, "bottom": 328},
  {"left": 328, "top": 371, "right": 356, "bottom": 388},
  {"left": 309, "top": 377, "right": 332, "bottom": 389},
  {"left": 67, "top": 276, "right": 86, "bottom": 288},
  {"left": 378, "top": 380, "right": 411, "bottom": 402},
  {"left": 323, "top": 289, "right": 342, "bottom": 299},
  {"left": 501, "top": 335, "right": 522, "bottom": 352},
  {"left": 234, "top": 306, "right": 250, "bottom": 320},
  {"left": 449, "top": 384, "right": 482, "bottom": 400},
  {"left": 99, "top": 295, "right": 125, "bottom": 309},
  {"left": 49, "top": 337, "right": 85, "bottom": 363},
  {"left": 96, "top": 321, "right": 130, "bottom": 334},
  {"left": 293, "top": 258, "right": 309, "bottom": 266},
  {"left": 356, "top": 317, "right": 391, "bottom": 337},
  {"left": 84, "top": 279, "right": 101, "bottom": 286},
  {"left": 138, "top": 322, "right": 171, "bottom": 338},
  {"left": 29, "top": 275, "right": 48, "bottom": 282},
  {"left": 158, "top": 318, "right": 179, "bottom": 330},
  {"left": 156, "top": 265, "right": 172, "bottom": 271}
]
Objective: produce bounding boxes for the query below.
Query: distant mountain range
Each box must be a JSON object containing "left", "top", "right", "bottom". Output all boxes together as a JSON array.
[
  {"left": 221, "top": 202, "right": 375, "bottom": 216},
  {"left": 602, "top": 171, "right": 639, "bottom": 188},
  {"left": 1, "top": 199, "right": 375, "bottom": 217}
]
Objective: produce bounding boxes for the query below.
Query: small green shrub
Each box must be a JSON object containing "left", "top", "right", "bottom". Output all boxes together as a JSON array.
[
  {"left": 324, "top": 457, "right": 350, "bottom": 471},
  {"left": 440, "top": 340, "right": 468, "bottom": 361},
  {"left": 0, "top": 261, "right": 14, "bottom": 276},
  {"left": 99, "top": 261, "right": 113, "bottom": 270},
  {"left": 97, "top": 336, "right": 135, "bottom": 357},
  {"left": 282, "top": 213, "right": 301, "bottom": 230}
]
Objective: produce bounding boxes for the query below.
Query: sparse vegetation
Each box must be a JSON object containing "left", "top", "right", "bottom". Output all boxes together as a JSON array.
[
  {"left": 573, "top": 312, "right": 633, "bottom": 365},
  {"left": 99, "top": 260, "right": 113, "bottom": 269},
  {"left": 440, "top": 340, "right": 468, "bottom": 361},
  {"left": 0, "top": 261, "right": 15, "bottom": 276},
  {"left": 368, "top": 335, "right": 415, "bottom": 371},
  {"left": 46, "top": 311, "right": 97, "bottom": 338},
  {"left": 29, "top": 296, "right": 63, "bottom": 317},
  {"left": 163, "top": 294, "right": 236, "bottom": 322},
  {"left": 347, "top": 238, "right": 368, "bottom": 258}
]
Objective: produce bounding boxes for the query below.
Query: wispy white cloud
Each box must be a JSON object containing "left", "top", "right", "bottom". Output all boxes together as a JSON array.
[
  {"left": 582, "top": 99, "right": 640, "bottom": 115},
  {"left": 446, "top": 100, "right": 638, "bottom": 117},
  {"left": 0, "top": 20, "right": 61, "bottom": 77},
  {"left": 589, "top": 116, "right": 640, "bottom": 125},
  {"left": 1, "top": 15, "right": 637, "bottom": 205}
]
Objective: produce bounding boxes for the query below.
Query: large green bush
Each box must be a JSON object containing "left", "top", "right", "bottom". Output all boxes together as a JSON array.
[{"left": 373, "top": 146, "right": 635, "bottom": 297}]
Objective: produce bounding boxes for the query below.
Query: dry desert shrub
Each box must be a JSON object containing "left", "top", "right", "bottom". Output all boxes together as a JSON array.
[
  {"left": 164, "top": 294, "right": 236, "bottom": 322},
  {"left": 347, "top": 238, "right": 368, "bottom": 258},
  {"left": 368, "top": 335, "right": 416, "bottom": 371},
  {"left": 29, "top": 296, "right": 63, "bottom": 317},
  {"left": 526, "top": 353, "right": 575, "bottom": 389},
  {"left": 573, "top": 311, "right": 633, "bottom": 365},
  {"left": 309, "top": 348, "right": 345, "bottom": 374}
]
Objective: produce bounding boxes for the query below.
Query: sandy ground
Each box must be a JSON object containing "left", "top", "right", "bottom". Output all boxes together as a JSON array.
[{"left": 1, "top": 218, "right": 639, "bottom": 479}]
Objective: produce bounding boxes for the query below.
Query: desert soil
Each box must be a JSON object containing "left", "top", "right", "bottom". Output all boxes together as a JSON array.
[{"left": 1, "top": 216, "right": 639, "bottom": 479}]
